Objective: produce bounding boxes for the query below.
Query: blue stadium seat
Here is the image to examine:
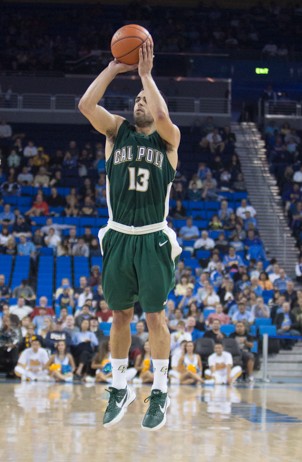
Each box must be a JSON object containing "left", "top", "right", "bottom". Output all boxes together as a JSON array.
[
  {"left": 203, "top": 308, "right": 216, "bottom": 319},
  {"left": 173, "top": 219, "right": 186, "bottom": 229},
  {"left": 189, "top": 201, "right": 204, "bottom": 210},
  {"left": 195, "top": 249, "right": 211, "bottom": 260},
  {"left": 262, "top": 290, "right": 274, "bottom": 304},
  {"left": 220, "top": 324, "right": 236, "bottom": 336},
  {"left": 11, "top": 256, "right": 30, "bottom": 289},
  {"left": 0, "top": 255, "right": 13, "bottom": 284},
  {"left": 180, "top": 250, "right": 192, "bottom": 259},
  {"left": 254, "top": 318, "right": 272, "bottom": 327},
  {"left": 183, "top": 258, "right": 200, "bottom": 269},
  {"left": 258, "top": 325, "right": 277, "bottom": 337},
  {"left": 204, "top": 201, "right": 220, "bottom": 211},
  {"left": 39, "top": 247, "right": 54, "bottom": 256}
]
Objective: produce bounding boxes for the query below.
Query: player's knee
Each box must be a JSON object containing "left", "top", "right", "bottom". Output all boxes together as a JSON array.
[
  {"left": 145, "top": 312, "right": 165, "bottom": 331},
  {"left": 112, "top": 309, "right": 133, "bottom": 328}
]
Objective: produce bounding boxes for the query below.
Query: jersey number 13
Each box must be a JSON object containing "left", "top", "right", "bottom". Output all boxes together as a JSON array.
[{"left": 128, "top": 167, "right": 150, "bottom": 192}]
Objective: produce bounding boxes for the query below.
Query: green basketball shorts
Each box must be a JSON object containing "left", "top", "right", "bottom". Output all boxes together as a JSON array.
[{"left": 98, "top": 226, "right": 182, "bottom": 312}]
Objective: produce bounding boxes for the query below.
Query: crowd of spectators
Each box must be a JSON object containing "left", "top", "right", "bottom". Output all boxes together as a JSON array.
[
  {"left": 1, "top": 2, "right": 301, "bottom": 73},
  {"left": 0, "top": 114, "right": 301, "bottom": 384},
  {"left": 263, "top": 120, "right": 302, "bottom": 275}
]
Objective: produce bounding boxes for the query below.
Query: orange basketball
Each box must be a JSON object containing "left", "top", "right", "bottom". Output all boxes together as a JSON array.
[{"left": 111, "top": 24, "right": 151, "bottom": 65}]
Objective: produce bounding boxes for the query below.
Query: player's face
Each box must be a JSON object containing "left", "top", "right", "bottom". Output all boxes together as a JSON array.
[{"left": 134, "top": 91, "right": 154, "bottom": 127}]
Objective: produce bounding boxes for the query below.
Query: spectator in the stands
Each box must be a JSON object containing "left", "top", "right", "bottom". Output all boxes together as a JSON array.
[
  {"left": 206, "top": 303, "right": 230, "bottom": 326},
  {"left": 79, "top": 196, "right": 97, "bottom": 217},
  {"left": 96, "top": 300, "right": 113, "bottom": 322},
  {"left": 233, "top": 173, "right": 246, "bottom": 191},
  {"left": 178, "top": 287, "right": 198, "bottom": 314},
  {"left": 251, "top": 296, "right": 270, "bottom": 318},
  {"left": 206, "top": 251, "right": 222, "bottom": 272},
  {"left": 223, "top": 247, "right": 245, "bottom": 269},
  {"left": 47, "top": 187, "right": 66, "bottom": 207},
  {"left": 17, "top": 235, "right": 36, "bottom": 259},
  {"left": 73, "top": 319, "right": 99, "bottom": 378},
  {"left": 218, "top": 200, "right": 233, "bottom": 223},
  {"left": 32, "top": 296, "right": 54, "bottom": 318},
  {"left": 204, "top": 319, "right": 226, "bottom": 342},
  {"left": 81, "top": 227, "right": 93, "bottom": 247},
  {"left": 214, "top": 232, "right": 229, "bottom": 254},
  {"left": 0, "top": 315, "right": 21, "bottom": 377},
  {"left": 250, "top": 277, "right": 264, "bottom": 297},
  {"left": 187, "top": 181, "right": 202, "bottom": 202},
  {"left": 7, "top": 148, "right": 21, "bottom": 168},
  {"left": 175, "top": 275, "right": 194, "bottom": 297},
  {"left": 12, "top": 280, "right": 36, "bottom": 306},
  {"left": 135, "top": 320, "right": 149, "bottom": 343},
  {"left": 170, "top": 320, "right": 192, "bottom": 356},
  {"left": 236, "top": 199, "right": 256, "bottom": 220},
  {"left": 284, "top": 281, "right": 298, "bottom": 308},
  {"left": 209, "top": 215, "right": 223, "bottom": 231},
  {"left": 292, "top": 294, "right": 302, "bottom": 333},
  {"left": 88, "top": 265, "right": 102, "bottom": 287},
  {"left": 0, "top": 274, "right": 11, "bottom": 304},
  {"left": 185, "top": 317, "right": 203, "bottom": 341},
  {"left": 89, "top": 317, "right": 105, "bottom": 345},
  {"left": 75, "top": 303, "right": 94, "bottom": 327},
  {"left": 64, "top": 315, "right": 79, "bottom": 338},
  {"left": 229, "top": 234, "right": 244, "bottom": 252},
  {"left": 9, "top": 297, "right": 33, "bottom": 320},
  {"left": 258, "top": 271, "right": 274, "bottom": 290},
  {"left": 25, "top": 192, "right": 49, "bottom": 216},
  {"left": 32, "top": 306, "right": 52, "bottom": 335},
  {"left": 23, "top": 140, "right": 38, "bottom": 158},
  {"left": 273, "top": 268, "right": 291, "bottom": 293},
  {"left": 72, "top": 237, "right": 89, "bottom": 257},
  {"left": 44, "top": 319, "right": 72, "bottom": 353},
  {"left": 229, "top": 321, "right": 255, "bottom": 382},
  {"left": 275, "top": 302, "right": 300, "bottom": 347},
  {"left": 32, "top": 147, "right": 50, "bottom": 167},
  {"left": 49, "top": 170, "right": 64, "bottom": 188},
  {"left": 201, "top": 285, "right": 220, "bottom": 309},
  {"left": 232, "top": 302, "right": 254, "bottom": 327},
  {"left": 168, "top": 308, "right": 185, "bottom": 331},
  {"left": 243, "top": 211, "right": 258, "bottom": 231},
  {"left": 171, "top": 199, "right": 187, "bottom": 219},
  {"left": 295, "top": 255, "right": 302, "bottom": 283},
  {"left": 0, "top": 204, "right": 15, "bottom": 226},
  {"left": 202, "top": 171, "right": 219, "bottom": 201},
  {"left": 90, "top": 238, "right": 102, "bottom": 257},
  {"left": 75, "top": 286, "right": 93, "bottom": 310},
  {"left": 12, "top": 216, "right": 32, "bottom": 238},
  {"left": 34, "top": 167, "right": 50, "bottom": 188},
  {"left": 17, "top": 166, "right": 34, "bottom": 185},
  {"left": 194, "top": 230, "right": 215, "bottom": 251},
  {"left": 197, "top": 162, "right": 211, "bottom": 182},
  {"left": 44, "top": 227, "right": 61, "bottom": 252}
]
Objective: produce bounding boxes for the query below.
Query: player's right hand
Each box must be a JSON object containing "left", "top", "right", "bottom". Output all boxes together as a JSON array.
[{"left": 108, "top": 59, "right": 138, "bottom": 74}]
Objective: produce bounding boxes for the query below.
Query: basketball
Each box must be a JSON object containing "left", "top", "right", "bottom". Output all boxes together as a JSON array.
[{"left": 111, "top": 24, "right": 151, "bottom": 65}]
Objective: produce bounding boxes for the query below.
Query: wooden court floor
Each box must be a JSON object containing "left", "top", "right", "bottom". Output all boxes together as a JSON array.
[{"left": 0, "top": 381, "right": 301, "bottom": 462}]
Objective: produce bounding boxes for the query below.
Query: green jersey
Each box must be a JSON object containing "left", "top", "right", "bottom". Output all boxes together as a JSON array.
[{"left": 106, "top": 120, "right": 175, "bottom": 227}]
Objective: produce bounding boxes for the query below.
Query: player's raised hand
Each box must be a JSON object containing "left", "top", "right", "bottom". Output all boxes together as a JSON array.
[
  {"left": 138, "top": 39, "right": 154, "bottom": 77},
  {"left": 108, "top": 59, "right": 138, "bottom": 74}
]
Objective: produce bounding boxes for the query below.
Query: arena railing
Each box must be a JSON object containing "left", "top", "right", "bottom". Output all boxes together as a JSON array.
[{"left": 0, "top": 92, "right": 230, "bottom": 115}]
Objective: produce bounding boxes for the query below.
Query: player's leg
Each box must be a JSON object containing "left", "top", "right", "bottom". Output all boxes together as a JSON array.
[
  {"left": 137, "top": 230, "right": 181, "bottom": 431},
  {"left": 99, "top": 231, "right": 138, "bottom": 428},
  {"left": 230, "top": 366, "right": 242, "bottom": 384}
]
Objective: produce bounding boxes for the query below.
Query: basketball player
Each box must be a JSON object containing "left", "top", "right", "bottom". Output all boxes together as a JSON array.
[{"left": 79, "top": 39, "right": 181, "bottom": 431}]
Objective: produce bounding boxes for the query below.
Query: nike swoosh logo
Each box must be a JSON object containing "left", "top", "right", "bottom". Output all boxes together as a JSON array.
[
  {"left": 159, "top": 403, "right": 167, "bottom": 413},
  {"left": 116, "top": 394, "right": 127, "bottom": 409},
  {"left": 159, "top": 240, "right": 168, "bottom": 247}
]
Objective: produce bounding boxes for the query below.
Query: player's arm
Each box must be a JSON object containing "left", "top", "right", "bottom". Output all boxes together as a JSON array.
[
  {"left": 78, "top": 60, "right": 137, "bottom": 137},
  {"left": 139, "top": 40, "right": 180, "bottom": 150}
]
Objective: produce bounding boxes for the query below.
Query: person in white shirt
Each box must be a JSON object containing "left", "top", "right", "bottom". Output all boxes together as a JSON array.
[
  {"left": 0, "top": 120, "right": 12, "bottom": 138},
  {"left": 205, "top": 343, "right": 242, "bottom": 385},
  {"left": 44, "top": 227, "right": 61, "bottom": 251},
  {"left": 293, "top": 166, "right": 302, "bottom": 183},
  {"left": 201, "top": 285, "right": 220, "bottom": 308},
  {"left": 194, "top": 230, "right": 215, "bottom": 251},
  {"left": 170, "top": 321, "right": 192, "bottom": 370},
  {"left": 9, "top": 297, "right": 33, "bottom": 320},
  {"left": 15, "top": 338, "right": 49, "bottom": 381},
  {"left": 23, "top": 140, "right": 38, "bottom": 158},
  {"left": 236, "top": 199, "right": 256, "bottom": 220}
]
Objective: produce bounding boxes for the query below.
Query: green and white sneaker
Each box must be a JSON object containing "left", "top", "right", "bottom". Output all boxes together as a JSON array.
[
  {"left": 141, "top": 389, "right": 170, "bottom": 431},
  {"left": 103, "top": 386, "right": 136, "bottom": 428}
]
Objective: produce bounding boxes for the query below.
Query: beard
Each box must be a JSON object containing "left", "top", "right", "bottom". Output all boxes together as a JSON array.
[{"left": 134, "top": 111, "right": 154, "bottom": 128}]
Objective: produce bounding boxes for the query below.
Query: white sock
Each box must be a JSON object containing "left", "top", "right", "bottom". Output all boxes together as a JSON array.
[
  {"left": 111, "top": 358, "right": 128, "bottom": 390},
  {"left": 152, "top": 359, "right": 169, "bottom": 393}
]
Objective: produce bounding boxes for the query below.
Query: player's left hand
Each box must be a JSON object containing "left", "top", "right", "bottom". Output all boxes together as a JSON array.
[{"left": 138, "top": 38, "right": 154, "bottom": 77}]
